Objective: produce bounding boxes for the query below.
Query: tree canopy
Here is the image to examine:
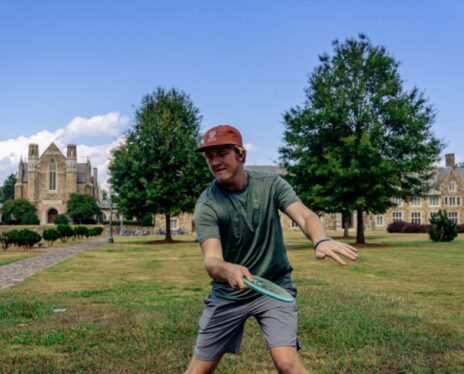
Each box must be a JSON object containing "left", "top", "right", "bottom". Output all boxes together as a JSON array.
[
  {"left": 280, "top": 34, "right": 443, "bottom": 243},
  {"left": 66, "top": 193, "right": 102, "bottom": 224},
  {"left": 1, "top": 199, "right": 38, "bottom": 225},
  {"left": 109, "top": 87, "right": 210, "bottom": 241},
  {"left": 0, "top": 174, "right": 16, "bottom": 203}
]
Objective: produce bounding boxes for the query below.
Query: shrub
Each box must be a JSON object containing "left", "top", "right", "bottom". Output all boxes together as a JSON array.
[
  {"left": 387, "top": 221, "right": 409, "bottom": 233},
  {"left": 93, "top": 227, "right": 104, "bottom": 236},
  {"left": 57, "top": 224, "right": 74, "bottom": 242},
  {"left": 16, "top": 229, "right": 42, "bottom": 249},
  {"left": 54, "top": 214, "right": 69, "bottom": 225},
  {"left": 1, "top": 230, "right": 20, "bottom": 249},
  {"left": 21, "top": 212, "right": 40, "bottom": 225},
  {"left": 73, "top": 226, "right": 90, "bottom": 239},
  {"left": 387, "top": 221, "right": 430, "bottom": 233},
  {"left": 42, "top": 228, "right": 59, "bottom": 246},
  {"left": 457, "top": 224, "right": 464, "bottom": 233},
  {"left": 0, "top": 231, "right": 15, "bottom": 250},
  {"left": 428, "top": 210, "right": 458, "bottom": 242}
]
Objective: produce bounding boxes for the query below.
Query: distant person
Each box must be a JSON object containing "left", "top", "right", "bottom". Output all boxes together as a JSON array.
[{"left": 185, "top": 125, "right": 358, "bottom": 374}]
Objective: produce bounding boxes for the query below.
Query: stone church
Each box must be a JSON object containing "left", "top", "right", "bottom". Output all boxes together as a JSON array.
[{"left": 14, "top": 143, "right": 100, "bottom": 224}]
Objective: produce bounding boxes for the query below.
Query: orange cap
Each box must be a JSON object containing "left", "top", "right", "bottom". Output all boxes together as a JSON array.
[{"left": 196, "top": 125, "right": 243, "bottom": 152}]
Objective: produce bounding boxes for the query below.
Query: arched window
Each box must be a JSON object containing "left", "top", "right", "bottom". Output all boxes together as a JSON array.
[{"left": 49, "top": 159, "right": 57, "bottom": 190}]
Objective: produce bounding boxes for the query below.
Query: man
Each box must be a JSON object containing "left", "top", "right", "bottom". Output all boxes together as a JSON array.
[{"left": 185, "top": 125, "right": 358, "bottom": 374}]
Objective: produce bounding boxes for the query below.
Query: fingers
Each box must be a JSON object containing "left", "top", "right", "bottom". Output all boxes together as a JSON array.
[
  {"left": 226, "top": 264, "right": 253, "bottom": 290},
  {"left": 315, "top": 240, "right": 358, "bottom": 265}
]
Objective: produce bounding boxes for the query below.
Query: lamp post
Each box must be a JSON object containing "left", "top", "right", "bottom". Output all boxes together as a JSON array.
[{"left": 108, "top": 187, "right": 114, "bottom": 243}]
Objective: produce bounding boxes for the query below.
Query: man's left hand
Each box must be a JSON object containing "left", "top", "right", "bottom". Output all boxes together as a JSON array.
[{"left": 315, "top": 240, "right": 358, "bottom": 265}]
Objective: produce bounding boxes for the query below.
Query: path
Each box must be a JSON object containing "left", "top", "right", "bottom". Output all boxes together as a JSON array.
[{"left": 0, "top": 237, "right": 108, "bottom": 289}]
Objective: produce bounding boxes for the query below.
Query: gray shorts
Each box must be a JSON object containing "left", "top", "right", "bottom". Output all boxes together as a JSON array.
[{"left": 194, "top": 287, "right": 299, "bottom": 361}]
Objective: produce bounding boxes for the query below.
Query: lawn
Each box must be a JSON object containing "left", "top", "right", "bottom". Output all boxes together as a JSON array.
[{"left": 0, "top": 232, "right": 463, "bottom": 373}]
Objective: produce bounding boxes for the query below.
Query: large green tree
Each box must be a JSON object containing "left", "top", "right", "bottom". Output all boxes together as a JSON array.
[
  {"left": 1, "top": 199, "right": 38, "bottom": 225},
  {"left": 0, "top": 174, "right": 16, "bottom": 203},
  {"left": 66, "top": 193, "right": 102, "bottom": 224},
  {"left": 109, "top": 88, "right": 210, "bottom": 241},
  {"left": 280, "top": 34, "right": 443, "bottom": 244}
]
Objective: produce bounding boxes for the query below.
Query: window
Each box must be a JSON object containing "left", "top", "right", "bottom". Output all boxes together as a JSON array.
[
  {"left": 392, "top": 211, "right": 402, "bottom": 222},
  {"left": 411, "top": 212, "right": 421, "bottom": 224},
  {"left": 444, "top": 196, "right": 461, "bottom": 206},
  {"left": 170, "top": 218, "right": 178, "bottom": 230},
  {"left": 375, "top": 215, "right": 384, "bottom": 226},
  {"left": 410, "top": 197, "right": 421, "bottom": 207},
  {"left": 391, "top": 197, "right": 402, "bottom": 207},
  {"left": 291, "top": 220, "right": 299, "bottom": 229},
  {"left": 448, "top": 212, "right": 458, "bottom": 224},
  {"left": 448, "top": 181, "right": 456, "bottom": 192},
  {"left": 48, "top": 159, "right": 57, "bottom": 190},
  {"left": 429, "top": 211, "right": 439, "bottom": 220},
  {"left": 428, "top": 196, "right": 439, "bottom": 207}
]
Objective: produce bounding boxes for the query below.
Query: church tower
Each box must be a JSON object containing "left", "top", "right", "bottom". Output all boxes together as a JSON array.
[
  {"left": 66, "top": 144, "right": 77, "bottom": 197},
  {"left": 26, "top": 144, "right": 39, "bottom": 203},
  {"left": 15, "top": 158, "right": 25, "bottom": 199}
]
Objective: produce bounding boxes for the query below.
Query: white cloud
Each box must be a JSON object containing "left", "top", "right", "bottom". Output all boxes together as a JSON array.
[
  {"left": 244, "top": 143, "right": 256, "bottom": 152},
  {"left": 0, "top": 112, "right": 128, "bottom": 187}
]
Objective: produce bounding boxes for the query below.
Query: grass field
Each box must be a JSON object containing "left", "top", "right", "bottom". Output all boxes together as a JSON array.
[{"left": 0, "top": 231, "right": 463, "bottom": 373}]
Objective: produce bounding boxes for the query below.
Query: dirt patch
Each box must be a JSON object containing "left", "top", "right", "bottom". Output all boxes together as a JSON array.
[
  {"left": 145, "top": 239, "right": 186, "bottom": 245},
  {"left": 351, "top": 243, "right": 391, "bottom": 249}
]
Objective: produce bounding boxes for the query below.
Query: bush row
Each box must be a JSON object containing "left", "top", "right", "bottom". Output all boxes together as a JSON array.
[
  {"left": 388, "top": 220, "right": 464, "bottom": 234},
  {"left": 0, "top": 225, "right": 104, "bottom": 250}
]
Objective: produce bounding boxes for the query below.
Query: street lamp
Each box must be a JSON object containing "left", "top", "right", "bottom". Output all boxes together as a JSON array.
[{"left": 108, "top": 187, "right": 114, "bottom": 243}]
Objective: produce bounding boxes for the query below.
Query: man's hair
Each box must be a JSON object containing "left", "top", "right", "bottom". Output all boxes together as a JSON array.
[{"left": 234, "top": 145, "right": 247, "bottom": 164}]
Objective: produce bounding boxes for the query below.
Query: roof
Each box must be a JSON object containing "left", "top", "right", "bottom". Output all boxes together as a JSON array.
[{"left": 245, "top": 165, "right": 286, "bottom": 175}]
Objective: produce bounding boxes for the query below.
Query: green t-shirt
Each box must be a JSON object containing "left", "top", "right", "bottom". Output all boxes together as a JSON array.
[{"left": 194, "top": 171, "right": 300, "bottom": 302}]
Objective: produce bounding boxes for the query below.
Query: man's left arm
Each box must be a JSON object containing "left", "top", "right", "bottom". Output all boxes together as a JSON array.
[{"left": 284, "top": 201, "right": 358, "bottom": 265}]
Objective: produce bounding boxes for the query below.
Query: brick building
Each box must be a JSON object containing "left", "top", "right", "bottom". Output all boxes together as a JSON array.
[{"left": 14, "top": 143, "right": 100, "bottom": 224}]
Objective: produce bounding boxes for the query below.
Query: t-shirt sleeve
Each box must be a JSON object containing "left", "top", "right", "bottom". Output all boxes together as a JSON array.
[
  {"left": 274, "top": 175, "right": 301, "bottom": 211},
  {"left": 194, "top": 201, "right": 220, "bottom": 244}
]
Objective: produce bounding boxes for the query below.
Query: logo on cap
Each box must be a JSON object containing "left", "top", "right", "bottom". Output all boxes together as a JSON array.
[{"left": 207, "top": 130, "right": 217, "bottom": 143}]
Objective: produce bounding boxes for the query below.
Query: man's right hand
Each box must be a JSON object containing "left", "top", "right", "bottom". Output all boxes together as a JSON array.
[{"left": 224, "top": 263, "right": 254, "bottom": 290}]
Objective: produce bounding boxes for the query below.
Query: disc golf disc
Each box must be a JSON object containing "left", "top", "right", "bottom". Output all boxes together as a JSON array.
[{"left": 243, "top": 275, "right": 294, "bottom": 303}]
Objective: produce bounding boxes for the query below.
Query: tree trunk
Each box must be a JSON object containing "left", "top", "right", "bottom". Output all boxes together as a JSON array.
[
  {"left": 356, "top": 207, "right": 365, "bottom": 244},
  {"left": 165, "top": 213, "right": 172, "bottom": 241},
  {"left": 343, "top": 213, "right": 350, "bottom": 238}
]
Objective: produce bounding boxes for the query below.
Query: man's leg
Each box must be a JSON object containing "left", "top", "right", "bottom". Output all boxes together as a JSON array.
[
  {"left": 184, "top": 356, "right": 222, "bottom": 374},
  {"left": 269, "top": 347, "right": 308, "bottom": 374}
]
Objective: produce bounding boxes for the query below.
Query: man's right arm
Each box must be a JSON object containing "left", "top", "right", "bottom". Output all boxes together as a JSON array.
[{"left": 201, "top": 238, "right": 253, "bottom": 290}]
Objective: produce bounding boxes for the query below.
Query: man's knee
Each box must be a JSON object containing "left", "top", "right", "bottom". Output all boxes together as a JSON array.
[
  {"left": 185, "top": 356, "right": 221, "bottom": 374},
  {"left": 270, "top": 347, "right": 307, "bottom": 374}
]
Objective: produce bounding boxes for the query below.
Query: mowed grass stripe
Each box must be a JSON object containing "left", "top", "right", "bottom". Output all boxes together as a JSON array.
[{"left": 0, "top": 232, "right": 463, "bottom": 373}]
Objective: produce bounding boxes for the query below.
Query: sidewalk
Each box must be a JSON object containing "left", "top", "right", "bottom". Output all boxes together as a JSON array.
[{"left": 0, "top": 237, "right": 107, "bottom": 289}]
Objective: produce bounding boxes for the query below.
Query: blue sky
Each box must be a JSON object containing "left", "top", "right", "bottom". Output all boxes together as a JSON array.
[{"left": 1, "top": 1, "right": 463, "bottom": 187}]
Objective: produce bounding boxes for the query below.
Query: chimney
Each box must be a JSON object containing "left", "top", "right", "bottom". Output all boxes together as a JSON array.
[{"left": 445, "top": 153, "right": 456, "bottom": 168}]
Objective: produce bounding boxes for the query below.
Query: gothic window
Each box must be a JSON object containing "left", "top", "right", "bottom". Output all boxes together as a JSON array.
[{"left": 49, "top": 159, "right": 57, "bottom": 191}]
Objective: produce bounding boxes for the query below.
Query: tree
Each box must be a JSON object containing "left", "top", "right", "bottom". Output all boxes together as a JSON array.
[
  {"left": 109, "top": 88, "right": 210, "bottom": 241},
  {"left": 0, "top": 174, "right": 16, "bottom": 203},
  {"left": 428, "top": 210, "right": 458, "bottom": 242},
  {"left": 1, "top": 199, "right": 38, "bottom": 225},
  {"left": 280, "top": 34, "right": 443, "bottom": 244},
  {"left": 66, "top": 193, "right": 102, "bottom": 224}
]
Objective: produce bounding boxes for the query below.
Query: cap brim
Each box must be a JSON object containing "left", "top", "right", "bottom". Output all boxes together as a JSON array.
[{"left": 195, "top": 142, "right": 240, "bottom": 152}]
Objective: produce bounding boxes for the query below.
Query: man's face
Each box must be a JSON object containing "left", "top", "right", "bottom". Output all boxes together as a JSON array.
[{"left": 204, "top": 145, "right": 244, "bottom": 184}]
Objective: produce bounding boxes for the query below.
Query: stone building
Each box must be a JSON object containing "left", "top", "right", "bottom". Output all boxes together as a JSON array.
[
  {"left": 14, "top": 143, "right": 100, "bottom": 224},
  {"left": 370, "top": 153, "right": 464, "bottom": 230}
]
